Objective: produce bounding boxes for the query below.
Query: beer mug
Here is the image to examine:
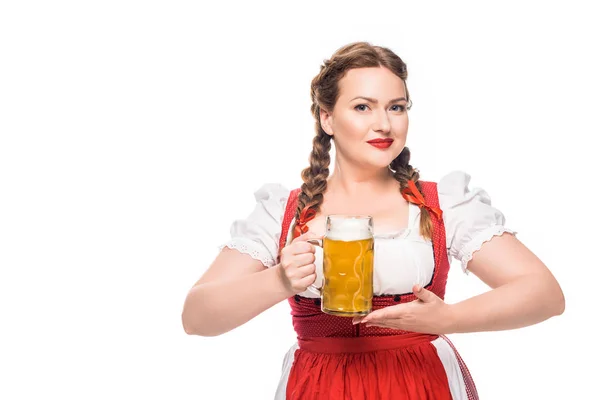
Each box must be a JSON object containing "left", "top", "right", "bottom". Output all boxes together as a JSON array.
[{"left": 307, "top": 215, "right": 374, "bottom": 317}]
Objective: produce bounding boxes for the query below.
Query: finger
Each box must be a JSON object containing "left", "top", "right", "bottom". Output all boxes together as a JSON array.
[
  {"left": 292, "top": 231, "right": 322, "bottom": 244},
  {"left": 360, "top": 311, "right": 379, "bottom": 324},
  {"left": 366, "top": 322, "right": 400, "bottom": 330},
  {"left": 290, "top": 241, "right": 316, "bottom": 255},
  {"left": 362, "top": 308, "right": 389, "bottom": 323},
  {"left": 412, "top": 284, "right": 435, "bottom": 303},
  {"left": 352, "top": 316, "right": 366, "bottom": 325},
  {"left": 296, "top": 263, "right": 316, "bottom": 277},
  {"left": 281, "top": 241, "right": 314, "bottom": 259},
  {"left": 297, "top": 273, "right": 316, "bottom": 288},
  {"left": 362, "top": 306, "right": 400, "bottom": 323},
  {"left": 288, "top": 253, "right": 316, "bottom": 269}
]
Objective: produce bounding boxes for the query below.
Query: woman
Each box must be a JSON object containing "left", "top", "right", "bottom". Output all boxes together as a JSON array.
[{"left": 181, "top": 42, "right": 565, "bottom": 399}]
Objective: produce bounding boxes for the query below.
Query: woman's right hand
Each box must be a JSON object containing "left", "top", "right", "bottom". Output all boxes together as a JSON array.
[{"left": 277, "top": 231, "right": 321, "bottom": 296}]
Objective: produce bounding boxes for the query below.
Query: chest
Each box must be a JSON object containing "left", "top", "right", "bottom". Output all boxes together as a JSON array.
[{"left": 305, "top": 194, "right": 410, "bottom": 236}]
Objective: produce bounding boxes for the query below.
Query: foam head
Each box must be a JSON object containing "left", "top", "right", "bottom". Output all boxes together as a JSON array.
[{"left": 326, "top": 216, "right": 372, "bottom": 241}]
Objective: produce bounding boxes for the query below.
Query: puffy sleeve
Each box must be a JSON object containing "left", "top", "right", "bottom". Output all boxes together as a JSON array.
[
  {"left": 438, "top": 171, "right": 517, "bottom": 274},
  {"left": 218, "top": 183, "right": 290, "bottom": 268}
]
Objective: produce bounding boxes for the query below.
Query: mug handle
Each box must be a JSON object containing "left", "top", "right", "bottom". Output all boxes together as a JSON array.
[{"left": 306, "top": 238, "right": 323, "bottom": 296}]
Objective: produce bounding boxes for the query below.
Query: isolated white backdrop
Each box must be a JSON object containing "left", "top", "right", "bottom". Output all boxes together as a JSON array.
[{"left": 1, "top": 1, "right": 598, "bottom": 399}]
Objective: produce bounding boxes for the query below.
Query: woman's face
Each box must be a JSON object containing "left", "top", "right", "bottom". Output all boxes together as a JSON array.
[{"left": 320, "top": 66, "right": 409, "bottom": 171}]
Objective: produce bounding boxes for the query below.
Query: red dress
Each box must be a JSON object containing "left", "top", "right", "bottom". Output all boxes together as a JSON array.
[{"left": 278, "top": 181, "right": 479, "bottom": 400}]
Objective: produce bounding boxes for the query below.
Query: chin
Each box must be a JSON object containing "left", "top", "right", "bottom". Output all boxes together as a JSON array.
[
  {"left": 373, "top": 147, "right": 402, "bottom": 166},
  {"left": 365, "top": 155, "right": 397, "bottom": 170}
]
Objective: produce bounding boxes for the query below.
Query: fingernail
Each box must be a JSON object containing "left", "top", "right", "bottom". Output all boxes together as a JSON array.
[{"left": 365, "top": 323, "right": 372, "bottom": 328}]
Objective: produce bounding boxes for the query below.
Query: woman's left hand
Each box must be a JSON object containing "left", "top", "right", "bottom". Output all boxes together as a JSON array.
[{"left": 353, "top": 284, "right": 456, "bottom": 334}]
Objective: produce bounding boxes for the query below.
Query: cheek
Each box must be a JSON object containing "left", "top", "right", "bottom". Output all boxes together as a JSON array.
[
  {"left": 336, "top": 116, "right": 369, "bottom": 140},
  {"left": 335, "top": 112, "right": 369, "bottom": 131},
  {"left": 394, "top": 116, "right": 409, "bottom": 134}
]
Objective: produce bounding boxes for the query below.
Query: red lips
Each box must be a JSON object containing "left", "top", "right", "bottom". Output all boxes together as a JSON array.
[{"left": 367, "top": 138, "right": 394, "bottom": 149}]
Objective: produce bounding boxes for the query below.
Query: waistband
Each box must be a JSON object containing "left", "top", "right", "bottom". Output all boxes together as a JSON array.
[{"left": 297, "top": 333, "right": 439, "bottom": 354}]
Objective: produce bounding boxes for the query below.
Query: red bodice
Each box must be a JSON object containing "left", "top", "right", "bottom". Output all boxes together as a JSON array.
[{"left": 278, "top": 182, "right": 450, "bottom": 339}]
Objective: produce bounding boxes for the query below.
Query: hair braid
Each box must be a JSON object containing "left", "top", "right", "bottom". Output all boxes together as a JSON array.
[
  {"left": 295, "top": 127, "right": 331, "bottom": 221},
  {"left": 390, "top": 147, "right": 434, "bottom": 240}
]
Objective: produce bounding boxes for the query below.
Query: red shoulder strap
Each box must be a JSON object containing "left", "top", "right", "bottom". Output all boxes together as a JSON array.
[
  {"left": 419, "top": 181, "right": 449, "bottom": 298},
  {"left": 278, "top": 188, "right": 301, "bottom": 260},
  {"left": 419, "top": 181, "right": 440, "bottom": 213}
]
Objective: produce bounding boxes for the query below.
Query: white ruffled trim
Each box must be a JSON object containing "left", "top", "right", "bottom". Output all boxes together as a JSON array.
[
  {"left": 458, "top": 225, "right": 517, "bottom": 274},
  {"left": 218, "top": 238, "right": 276, "bottom": 268}
]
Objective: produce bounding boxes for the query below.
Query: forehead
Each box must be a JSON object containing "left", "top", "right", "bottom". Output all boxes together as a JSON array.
[{"left": 338, "top": 67, "right": 406, "bottom": 99}]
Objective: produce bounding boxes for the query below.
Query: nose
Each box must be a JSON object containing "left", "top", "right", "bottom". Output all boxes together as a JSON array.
[{"left": 372, "top": 109, "right": 391, "bottom": 134}]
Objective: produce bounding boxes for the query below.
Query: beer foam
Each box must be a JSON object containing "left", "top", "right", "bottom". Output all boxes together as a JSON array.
[{"left": 327, "top": 218, "right": 372, "bottom": 241}]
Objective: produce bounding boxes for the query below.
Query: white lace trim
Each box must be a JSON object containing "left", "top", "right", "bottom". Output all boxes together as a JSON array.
[
  {"left": 218, "top": 238, "right": 276, "bottom": 268},
  {"left": 459, "top": 225, "right": 517, "bottom": 274}
]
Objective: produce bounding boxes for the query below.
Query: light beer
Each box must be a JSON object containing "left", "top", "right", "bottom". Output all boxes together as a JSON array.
[{"left": 321, "top": 217, "right": 374, "bottom": 316}]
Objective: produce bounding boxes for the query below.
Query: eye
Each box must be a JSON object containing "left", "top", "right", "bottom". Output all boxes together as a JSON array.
[
  {"left": 390, "top": 104, "right": 406, "bottom": 112},
  {"left": 354, "top": 104, "right": 369, "bottom": 112}
]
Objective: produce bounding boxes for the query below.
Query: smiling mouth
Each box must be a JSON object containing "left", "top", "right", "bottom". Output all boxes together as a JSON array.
[
  {"left": 367, "top": 138, "right": 394, "bottom": 149},
  {"left": 366, "top": 139, "right": 394, "bottom": 144}
]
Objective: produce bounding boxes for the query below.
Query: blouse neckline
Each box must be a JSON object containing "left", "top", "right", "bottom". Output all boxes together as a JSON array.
[
  {"left": 372, "top": 203, "right": 418, "bottom": 239},
  {"left": 285, "top": 197, "right": 421, "bottom": 245}
]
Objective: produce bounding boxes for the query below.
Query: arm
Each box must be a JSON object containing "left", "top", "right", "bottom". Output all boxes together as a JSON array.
[
  {"left": 182, "top": 231, "right": 318, "bottom": 337},
  {"left": 359, "top": 232, "right": 565, "bottom": 334},
  {"left": 360, "top": 171, "right": 565, "bottom": 334},
  {"left": 181, "top": 248, "right": 291, "bottom": 337},
  {"left": 448, "top": 232, "right": 565, "bottom": 333}
]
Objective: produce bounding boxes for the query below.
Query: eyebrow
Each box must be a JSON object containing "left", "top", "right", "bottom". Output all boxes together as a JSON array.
[{"left": 350, "top": 96, "right": 407, "bottom": 105}]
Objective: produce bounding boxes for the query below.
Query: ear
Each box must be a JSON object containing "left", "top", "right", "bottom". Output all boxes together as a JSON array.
[{"left": 319, "top": 108, "right": 334, "bottom": 137}]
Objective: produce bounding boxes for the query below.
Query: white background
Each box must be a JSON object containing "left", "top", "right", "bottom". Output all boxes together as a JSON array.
[{"left": 1, "top": 1, "right": 598, "bottom": 399}]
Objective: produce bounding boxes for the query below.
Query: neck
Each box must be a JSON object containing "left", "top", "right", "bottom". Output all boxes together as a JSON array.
[{"left": 326, "top": 157, "right": 396, "bottom": 198}]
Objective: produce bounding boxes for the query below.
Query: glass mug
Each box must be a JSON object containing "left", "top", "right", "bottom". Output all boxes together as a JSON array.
[{"left": 307, "top": 215, "right": 374, "bottom": 317}]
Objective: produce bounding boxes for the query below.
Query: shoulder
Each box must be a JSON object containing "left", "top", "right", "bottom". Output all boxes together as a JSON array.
[
  {"left": 432, "top": 169, "right": 496, "bottom": 216},
  {"left": 437, "top": 170, "right": 474, "bottom": 197},
  {"left": 434, "top": 170, "right": 493, "bottom": 209},
  {"left": 252, "top": 183, "right": 291, "bottom": 204},
  {"left": 220, "top": 183, "right": 292, "bottom": 268},
  {"left": 415, "top": 170, "right": 473, "bottom": 206},
  {"left": 432, "top": 170, "right": 516, "bottom": 272},
  {"left": 245, "top": 182, "right": 293, "bottom": 227}
]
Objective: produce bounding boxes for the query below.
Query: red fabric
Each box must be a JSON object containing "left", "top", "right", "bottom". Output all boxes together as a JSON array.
[
  {"left": 278, "top": 181, "right": 479, "bottom": 399},
  {"left": 287, "top": 334, "right": 452, "bottom": 400},
  {"left": 401, "top": 179, "right": 444, "bottom": 221},
  {"left": 294, "top": 204, "right": 317, "bottom": 238},
  {"left": 298, "top": 332, "right": 440, "bottom": 353},
  {"left": 279, "top": 182, "right": 451, "bottom": 339}
]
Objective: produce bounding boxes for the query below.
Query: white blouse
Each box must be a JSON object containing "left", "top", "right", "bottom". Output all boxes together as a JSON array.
[{"left": 220, "top": 170, "right": 516, "bottom": 297}]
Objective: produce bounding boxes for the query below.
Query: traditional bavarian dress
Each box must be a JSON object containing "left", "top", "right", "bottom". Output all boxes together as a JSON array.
[{"left": 220, "top": 171, "right": 516, "bottom": 399}]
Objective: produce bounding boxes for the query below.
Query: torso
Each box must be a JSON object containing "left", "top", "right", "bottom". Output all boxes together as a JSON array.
[{"left": 282, "top": 179, "right": 442, "bottom": 298}]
